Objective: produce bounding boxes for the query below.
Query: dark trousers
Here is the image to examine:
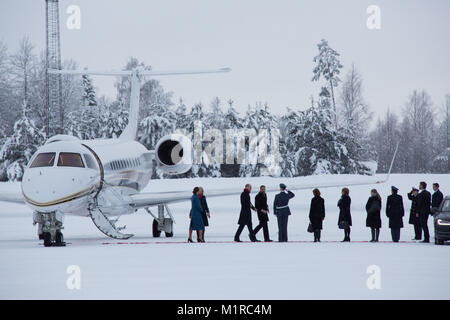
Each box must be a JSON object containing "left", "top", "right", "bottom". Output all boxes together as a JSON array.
[
  {"left": 313, "top": 230, "right": 321, "bottom": 241},
  {"left": 235, "top": 222, "right": 256, "bottom": 241},
  {"left": 370, "top": 228, "right": 380, "bottom": 241},
  {"left": 413, "top": 223, "right": 422, "bottom": 240},
  {"left": 254, "top": 220, "right": 270, "bottom": 241},
  {"left": 342, "top": 227, "right": 351, "bottom": 241},
  {"left": 391, "top": 228, "right": 401, "bottom": 242},
  {"left": 276, "top": 214, "right": 289, "bottom": 242},
  {"left": 420, "top": 215, "right": 430, "bottom": 241}
]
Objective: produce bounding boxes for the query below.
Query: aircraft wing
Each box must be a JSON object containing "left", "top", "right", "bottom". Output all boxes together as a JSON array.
[
  {"left": 128, "top": 175, "right": 386, "bottom": 209},
  {"left": 0, "top": 191, "right": 25, "bottom": 204}
]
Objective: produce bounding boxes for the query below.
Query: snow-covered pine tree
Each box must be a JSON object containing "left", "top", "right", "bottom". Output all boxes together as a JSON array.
[
  {"left": 174, "top": 97, "right": 189, "bottom": 130},
  {"left": 0, "top": 100, "right": 45, "bottom": 181},
  {"left": 312, "top": 39, "right": 343, "bottom": 129},
  {"left": 81, "top": 74, "right": 97, "bottom": 107},
  {"left": 220, "top": 99, "right": 244, "bottom": 177},
  {"left": 279, "top": 108, "right": 302, "bottom": 177},
  {"left": 239, "top": 102, "right": 279, "bottom": 177}
]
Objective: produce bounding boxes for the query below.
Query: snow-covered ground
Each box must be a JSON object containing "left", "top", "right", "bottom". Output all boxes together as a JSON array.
[{"left": 0, "top": 174, "right": 449, "bottom": 299}]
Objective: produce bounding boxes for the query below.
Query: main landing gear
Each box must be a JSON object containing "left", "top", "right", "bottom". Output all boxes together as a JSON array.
[
  {"left": 146, "top": 204, "right": 174, "bottom": 238},
  {"left": 34, "top": 211, "right": 66, "bottom": 247}
]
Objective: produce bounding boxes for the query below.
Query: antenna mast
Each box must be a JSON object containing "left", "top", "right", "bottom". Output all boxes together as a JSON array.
[{"left": 45, "top": 0, "right": 63, "bottom": 136}]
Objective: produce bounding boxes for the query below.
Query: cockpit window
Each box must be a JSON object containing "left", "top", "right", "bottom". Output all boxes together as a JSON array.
[
  {"left": 83, "top": 153, "right": 98, "bottom": 170},
  {"left": 57, "top": 152, "right": 85, "bottom": 168},
  {"left": 30, "top": 153, "right": 56, "bottom": 168}
]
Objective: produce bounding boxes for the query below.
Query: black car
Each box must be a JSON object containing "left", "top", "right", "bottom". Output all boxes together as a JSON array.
[{"left": 434, "top": 196, "right": 450, "bottom": 245}]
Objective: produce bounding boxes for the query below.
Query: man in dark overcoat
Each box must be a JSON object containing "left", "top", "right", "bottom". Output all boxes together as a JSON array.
[
  {"left": 408, "top": 187, "right": 421, "bottom": 240},
  {"left": 417, "top": 181, "right": 431, "bottom": 243},
  {"left": 432, "top": 183, "right": 444, "bottom": 212},
  {"left": 234, "top": 184, "right": 258, "bottom": 242},
  {"left": 386, "top": 186, "right": 404, "bottom": 242},
  {"left": 254, "top": 185, "right": 272, "bottom": 242}
]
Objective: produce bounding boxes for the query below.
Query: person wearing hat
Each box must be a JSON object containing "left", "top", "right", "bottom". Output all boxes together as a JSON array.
[
  {"left": 273, "top": 183, "right": 295, "bottom": 242},
  {"left": 417, "top": 181, "right": 431, "bottom": 243},
  {"left": 407, "top": 187, "right": 421, "bottom": 240},
  {"left": 386, "top": 186, "right": 405, "bottom": 242}
]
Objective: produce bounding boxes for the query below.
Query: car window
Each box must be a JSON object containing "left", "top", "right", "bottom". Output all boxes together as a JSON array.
[
  {"left": 442, "top": 200, "right": 450, "bottom": 212},
  {"left": 30, "top": 153, "right": 56, "bottom": 168},
  {"left": 57, "top": 152, "right": 85, "bottom": 168}
]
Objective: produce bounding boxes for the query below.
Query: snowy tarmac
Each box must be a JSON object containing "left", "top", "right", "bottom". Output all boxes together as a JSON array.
[{"left": 0, "top": 174, "right": 449, "bottom": 299}]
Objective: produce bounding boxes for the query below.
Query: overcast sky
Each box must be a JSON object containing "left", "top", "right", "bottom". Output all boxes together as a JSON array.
[{"left": 1, "top": 0, "right": 449, "bottom": 120}]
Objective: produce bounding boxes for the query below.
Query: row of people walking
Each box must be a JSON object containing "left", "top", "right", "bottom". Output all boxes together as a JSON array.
[{"left": 187, "top": 181, "right": 444, "bottom": 243}]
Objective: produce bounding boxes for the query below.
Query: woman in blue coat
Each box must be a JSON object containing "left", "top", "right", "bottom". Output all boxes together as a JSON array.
[{"left": 188, "top": 187, "right": 205, "bottom": 243}]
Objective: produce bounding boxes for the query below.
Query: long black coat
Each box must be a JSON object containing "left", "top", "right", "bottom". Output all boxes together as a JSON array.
[
  {"left": 255, "top": 192, "right": 269, "bottom": 222},
  {"left": 432, "top": 190, "right": 444, "bottom": 209},
  {"left": 417, "top": 190, "right": 431, "bottom": 220},
  {"left": 386, "top": 194, "right": 404, "bottom": 228},
  {"left": 199, "top": 196, "right": 210, "bottom": 227},
  {"left": 238, "top": 190, "right": 255, "bottom": 225},
  {"left": 407, "top": 191, "right": 419, "bottom": 225},
  {"left": 366, "top": 196, "right": 382, "bottom": 228},
  {"left": 309, "top": 196, "right": 325, "bottom": 230},
  {"left": 338, "top": 195, "right": 352, "bottom": 226}
]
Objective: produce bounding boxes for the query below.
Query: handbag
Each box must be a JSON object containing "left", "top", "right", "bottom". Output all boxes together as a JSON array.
[
  {"left": 338, "top": 221, "right": 349, "bottom": 229},
  {"left": 307, "top": 223, "right": 314, "bottom": 233}
]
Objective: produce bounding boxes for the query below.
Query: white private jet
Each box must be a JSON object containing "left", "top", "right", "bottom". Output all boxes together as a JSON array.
[{"left": 0, "top": 67, "right": 396, "bottom": 247}]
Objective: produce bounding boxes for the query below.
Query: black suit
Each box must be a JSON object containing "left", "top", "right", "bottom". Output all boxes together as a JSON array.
[
  {"left": 235, "top": 190, "right": 256, "bottom": 241},
  {"left": 254, "top": 192, "right": 270, "bottom": 241},
  {"left": 432, "top": 190, "right": 444, "bottom": 209},
  {"left": 417, "top": 189, "right": 431, "bottom": 241},
  {"left": 386, "top": 194, "right": 404, "bottom": 242}
]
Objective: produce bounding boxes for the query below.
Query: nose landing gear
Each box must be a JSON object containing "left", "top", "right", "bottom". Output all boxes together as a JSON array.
[{"left": 34, "top": 211, "right": 66, "bottom": 247}]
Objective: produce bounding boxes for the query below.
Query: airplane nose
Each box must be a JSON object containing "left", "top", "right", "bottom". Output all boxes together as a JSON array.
[{"left": 22, "top": 168, "right": 98, "bottom": 207}]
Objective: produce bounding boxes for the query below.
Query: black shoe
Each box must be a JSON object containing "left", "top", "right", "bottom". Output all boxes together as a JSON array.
[
  {"left": 188, "top": 238, "right": 194, "bottom": 243},
  {"left": 251, "top": 239, "right": 261, "bottom": 242},
  {"left": 234, "top": 239, "right": 242, "bottom": 242},
  {"left": 421, "top": 240, "right": 430, "bottom": 243},
  {"left": 265, "top": 239, "right": 273, "bottom": 242}
]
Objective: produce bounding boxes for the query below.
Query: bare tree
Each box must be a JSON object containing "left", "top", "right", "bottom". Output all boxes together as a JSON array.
[
  {"left": 371, "top": 109, "right": 400, "bottom": 173},
  {"left": 403, "top": 90, "right": 435, "bottom": 172},
  {"left": 10, "top": 36, "right": 36, "bottom": 103},
  {"left": 338, "top": 64, "right": 372, "bottom": 159}
]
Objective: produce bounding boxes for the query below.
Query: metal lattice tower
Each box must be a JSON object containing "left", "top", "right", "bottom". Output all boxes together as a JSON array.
[{"left": 45, "top": 0, "right": 63, "bottom": 135}]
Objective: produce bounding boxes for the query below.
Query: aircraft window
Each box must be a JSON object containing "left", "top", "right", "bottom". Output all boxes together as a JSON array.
[
  {"left": 57, "top": 152, "right": 85, "bottom": 168},
  {"left": 30, "top": 153, "right": 56, "bottom": 168},
  {"left": 83, "top": 154, "right": 97, "bottom": 170}
]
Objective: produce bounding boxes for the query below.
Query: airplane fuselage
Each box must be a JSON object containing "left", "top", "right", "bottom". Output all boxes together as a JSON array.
[{"left": 21, "top": 135, "right": 153, "bottom": 217}]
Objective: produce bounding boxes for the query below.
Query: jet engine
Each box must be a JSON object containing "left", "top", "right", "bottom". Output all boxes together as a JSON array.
[{"left": 154, "top": 134, "right": 192, "bottom": 175}]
